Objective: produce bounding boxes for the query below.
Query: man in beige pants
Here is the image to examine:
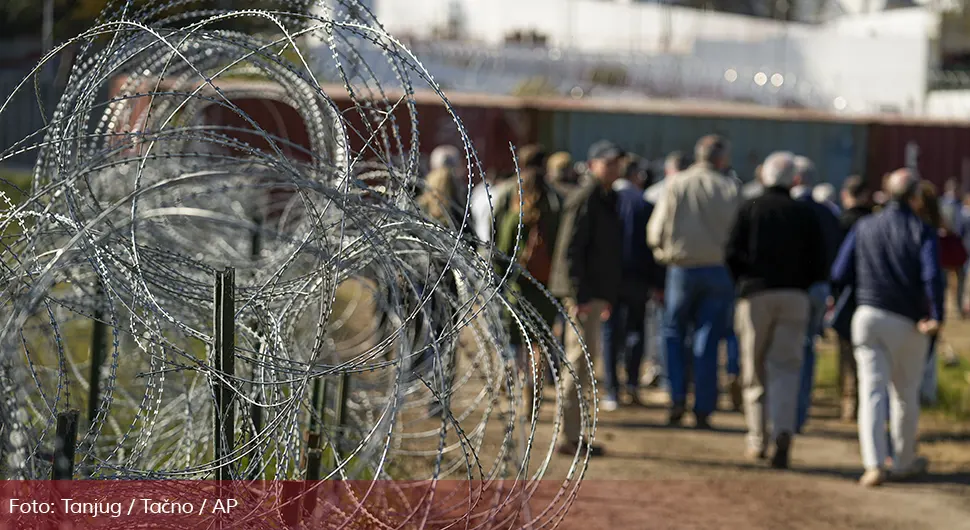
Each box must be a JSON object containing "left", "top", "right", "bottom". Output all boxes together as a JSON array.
[
  {"left": 725, "top": 151, "right": 827, "bottom": 469},
  {"left": 548, "top": 140, "right": 625, "bottom": 457},
  {"left": 830, "top": 168, "right": 942, "bottom": 487}
]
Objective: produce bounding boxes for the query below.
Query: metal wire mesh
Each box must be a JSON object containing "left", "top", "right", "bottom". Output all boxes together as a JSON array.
[{"left": 0, "top": 0, "right": 595, "bottom": 526}]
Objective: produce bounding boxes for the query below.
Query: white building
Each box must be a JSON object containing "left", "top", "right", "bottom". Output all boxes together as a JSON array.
[{"left": 367, "top": 0, "right": 960, "bottom": 116}]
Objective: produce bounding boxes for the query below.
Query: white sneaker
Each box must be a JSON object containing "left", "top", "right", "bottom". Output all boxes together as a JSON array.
[{"left": 601, "top": 397, "right": 618, "bottom": 412}]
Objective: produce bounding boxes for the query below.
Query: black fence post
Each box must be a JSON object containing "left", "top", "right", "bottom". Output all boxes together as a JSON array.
[
  {"left": 247, "top": 217, "right": 264, "bottom": 480},
  {"left": 305, "top": 378, "right": 326, "bottom": 481},
  {"left": 88, "top": 288, "right": 106, "bottom": 426},
  {"left": 52, "top": 410, "right": 79, "bottom": 480},
  {"left": 333, "top": 372, "right": 349, "bottom": 464},
  {"left": 213, "top": 268, "right": 236, "bottom": 482}
]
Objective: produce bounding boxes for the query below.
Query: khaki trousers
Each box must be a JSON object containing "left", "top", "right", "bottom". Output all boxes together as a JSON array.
[
  {"left": 852, "top": 305, "right": 928, "bottom": 472},
  {"left": 559, "top": 297, "right": 607, "bottom": 445},
  {"left": 735, "top": 290, "right": 810, "bottom": 452}
]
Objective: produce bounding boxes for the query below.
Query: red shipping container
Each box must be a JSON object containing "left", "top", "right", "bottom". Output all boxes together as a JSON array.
[
  {"left": 867, "top": 120, "right": 970, "bottom": 191},
  {"left": 327, "top": 91, "right": 537, "bottom": 178}
]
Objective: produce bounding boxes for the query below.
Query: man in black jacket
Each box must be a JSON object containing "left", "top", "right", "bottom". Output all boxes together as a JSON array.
[
  {"left": 726, "top": 151, "right": 827, "bottom": 470},
  {"left": 548, "top": 139, "right": 625, "bottom": 457},
  {"left": 835, "top": 174, "right": 872, "bottom": 421}
]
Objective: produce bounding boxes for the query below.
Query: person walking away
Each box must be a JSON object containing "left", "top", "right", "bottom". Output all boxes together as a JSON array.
[
  {"left": 726, "top": 151, "right": 826, "bottom": 468},
  {"left": 834, "top": 175, "right": 872, "bottom": 422},
  {"left": 415, "top": 155, "right": 466, "bottom": 416},
  {"left": 936, "top": 180, "right": 969, "bottom": 319},
  {"left": 789, "top": 156, "right": 842, "bottom": 433},
  {"left": 493, "top": 146, "right": 563, "bottom": 421},
  {"left": 548, "top": 140, "right": 624, "bottom": 456},
  {"left": 601, "top": 155, "right": 665, "bottom": 411},
  {"left": 830, "top": 168, "right": 943, "bottom": 487},
  {"left": 647, "top": 135, "right": 741, "bottom": 429},
  {"left": 916, "top": 182, "right": 965, "bottom": 406}
]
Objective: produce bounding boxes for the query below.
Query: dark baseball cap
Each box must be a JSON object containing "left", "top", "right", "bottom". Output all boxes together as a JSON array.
[{"left": 588, "top": 140, "right": 624, "bottom": 161}]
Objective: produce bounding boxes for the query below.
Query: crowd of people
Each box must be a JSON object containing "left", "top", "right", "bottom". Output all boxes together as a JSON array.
[{"left": 417, "top": 133, "right": 965, "bottom": 488}]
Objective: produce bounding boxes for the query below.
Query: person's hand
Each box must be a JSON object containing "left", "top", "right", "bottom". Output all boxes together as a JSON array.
[
  {"left": 917, "top": 319, "right": 942, "bottom": 336},
  {"left": 576, "top": 303, "right": 592, "bottom": 319},
  {"left": 600, "top": 303, "right": 612, "bottom": 322}
]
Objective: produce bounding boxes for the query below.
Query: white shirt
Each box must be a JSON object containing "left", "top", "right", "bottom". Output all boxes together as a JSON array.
[{"left": 470, "top": 182, "right": 493, "bottom": 243}]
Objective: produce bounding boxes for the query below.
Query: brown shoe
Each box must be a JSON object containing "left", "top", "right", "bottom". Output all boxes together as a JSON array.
[
  {"left": 728, "top": 376, "right": 743, "bottom": 412},
  {"left": 556, "top": 441, "right": 605, "bottom": 458},
  {"left": 859, "top": 468, "right": 887, "bottom": 487}
]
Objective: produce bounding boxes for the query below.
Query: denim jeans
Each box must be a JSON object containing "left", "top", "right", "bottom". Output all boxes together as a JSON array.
[
  {"left": 796, "top": 282, "right": 830, "bottom": 432},
  {"left": 663, "top": 265, "right": 735, "bottom": 417},
  {"left": 725, "top": 300, "right": 740, "bottom": 377},
  {"left": 602, "top": 294, "right": 647, "bottom": 399}
]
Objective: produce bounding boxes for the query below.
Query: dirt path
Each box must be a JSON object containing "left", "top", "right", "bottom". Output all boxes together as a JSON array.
[
  {"left": 329, "top": 279, "right": 970, "bottom": 528},
  {"left": 529, "top": 389, "right": 970, "bottom": 529}
]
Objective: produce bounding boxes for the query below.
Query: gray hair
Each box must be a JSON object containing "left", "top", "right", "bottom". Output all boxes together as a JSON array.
[
  {"left": 812, "top": 183, "right": 837, "bottom": 204},
  {"left": 887, "top": 168, "right": 919, "bottom": 202},
  {"left": 760, "top": 151, "right": 797, "bottom": 188},
  {"left": 793, "top": 156, "right": 816, "bottom": 186}
]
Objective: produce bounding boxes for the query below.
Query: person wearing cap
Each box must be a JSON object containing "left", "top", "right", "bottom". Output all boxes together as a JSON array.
[
  {"left": 493, "top": 145, "right": 564, "bottom": 419},
  {"left": 830, "top": 168, "right": 943, "bottom": 487},
  {"left": 726, "top": 151, "right": 827, "bottom": 469},
  {"left": 646, "top": 134, "right": 741, "bottom": 429},
  {"left": 789, "top": 156, "right": 843, "bottom": 434},
  {"left": 548, "top": 139, "right": 625, "bottom": 457}
]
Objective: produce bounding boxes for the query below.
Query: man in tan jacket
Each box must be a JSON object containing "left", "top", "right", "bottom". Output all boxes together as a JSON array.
[{"left": 647, "top": 135, "right": 741, "bottom": 428}]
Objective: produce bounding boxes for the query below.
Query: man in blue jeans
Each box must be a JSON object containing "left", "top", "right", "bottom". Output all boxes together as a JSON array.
[
  {"left": 789, "top": 156, "right": 842, "bottom": 433},
  {"left": 647, "top": 135, "right": 741, "bottom": 428}
]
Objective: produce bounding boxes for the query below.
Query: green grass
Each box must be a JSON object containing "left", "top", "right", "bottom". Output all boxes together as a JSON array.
[
  {"left": 0, "top": 167, "right": 32, "bottom": 210},
  {"left": 815, "top": 338, "right": 970, "bottom": 420}
]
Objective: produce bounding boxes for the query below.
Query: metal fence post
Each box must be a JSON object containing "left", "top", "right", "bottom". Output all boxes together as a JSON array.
[
  {"left": 213, "top": 268, "right": 236, "bottom": 482},
  {"left": 88, "top": 288, "right": 106, "bottom": 426},
  {"left": 52, "top": 410, "right": 79, "bottom": 480}
]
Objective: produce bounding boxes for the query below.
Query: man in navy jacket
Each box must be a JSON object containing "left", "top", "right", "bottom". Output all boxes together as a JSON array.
[
  {"left": 830, "top": 168, "right": 944, "bottom": 487},
  {"left": 602, "top": 156, "right": 666, "bottom": 411}
]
